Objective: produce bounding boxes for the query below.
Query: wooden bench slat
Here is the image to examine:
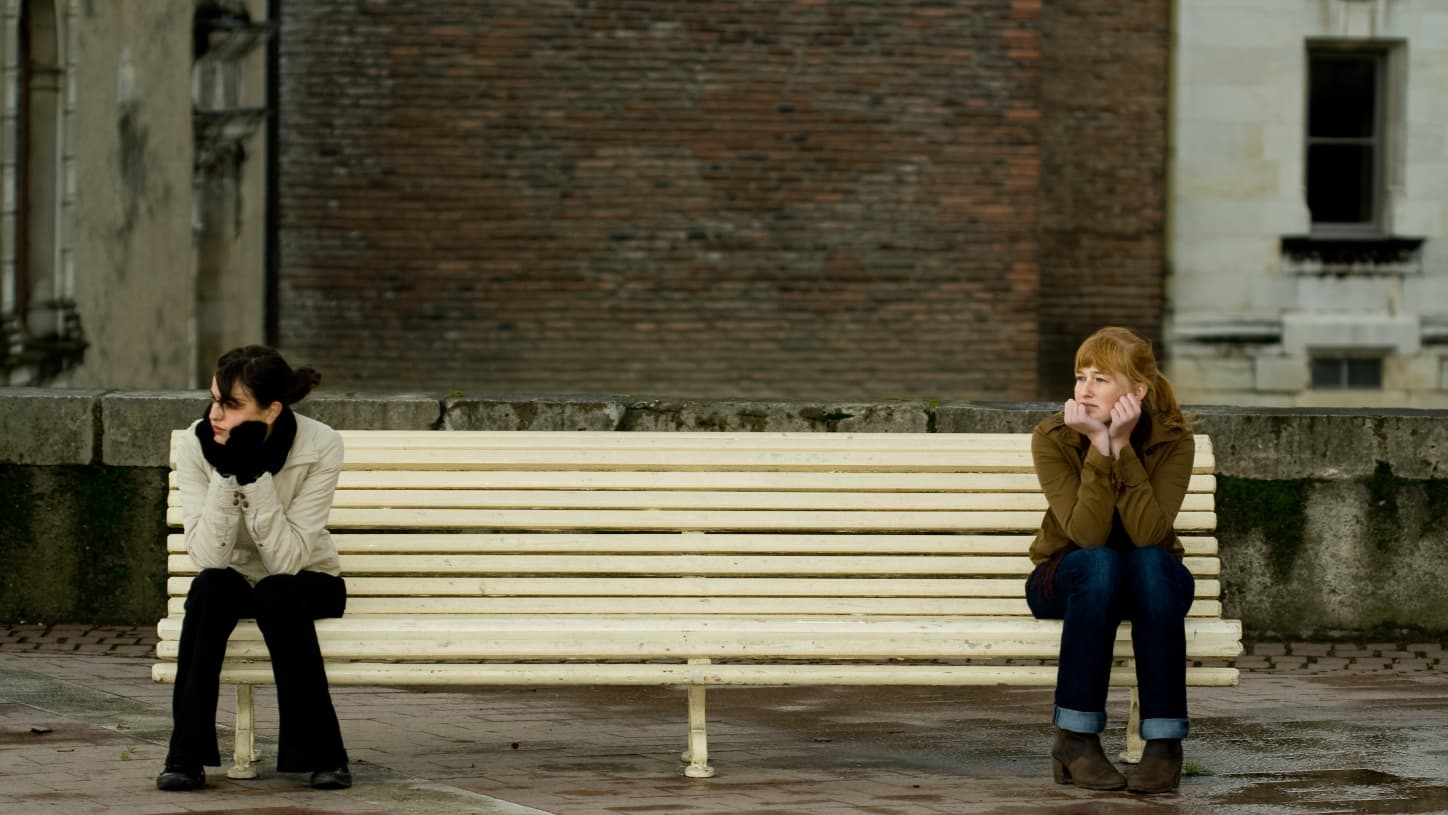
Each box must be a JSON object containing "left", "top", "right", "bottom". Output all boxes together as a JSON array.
[
  {"left": 330, "top": 430, "right": 1216, "bottom": 452},
  {"left": 154, "top": 662, "right": 1239, "bottom": 688},
  {"left": 330, "top": 471, "right": 1217, "bottom": 492},
  {"left": 154, "top": 634, "right": 1243, "bottom": 662},
  {"left": 154, "top": 616, "right": 1242, "bottom": 658},
  {"left": 330, "top": 472, "right": 1216, "bottom": 492},
  {"left": 169, "top": 471, "right": 1220, "bottom": 495},
  {"left": 167, "top": 552, "right": 1222, "bottom": 578},
  {"left": 156, "top": 613, "right": 1241, "bottom": 638},
  {"left": 165, "top": 506, "right": 1218, "bottom": 532},
  {"left": 167, "top": 531, "right": 1221, "bottom": 557},
  {"left": 166, "top": 595, "right": 1226, "bottom": 618},
  {"left": 196, "top": 448, "right": 1215, "bottom": 474},
  {"left": 167, "top": 489, "right": 1217, "bottom": 514},
  {"left": 166, "top": 575, "right": 1224, "bottom": 600}
]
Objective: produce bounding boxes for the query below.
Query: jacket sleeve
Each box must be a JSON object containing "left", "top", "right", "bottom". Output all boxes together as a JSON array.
[
  {"left": 239, "top": 427, "right": 343, "bottom": 576},
  {"left": 1031, "top": 427, "right": 1116, "bottom": 549},
  {"left": 177, "top": 427, "right": 245, "bottom": 570},
  {"left": 1112, "top": 434, "right": 1194, "bottom": 548}
]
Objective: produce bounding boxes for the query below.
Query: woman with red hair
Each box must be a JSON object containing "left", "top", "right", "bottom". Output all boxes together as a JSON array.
[{"left": 1027, "top": 326, "right": 1195, "bottom": 794}]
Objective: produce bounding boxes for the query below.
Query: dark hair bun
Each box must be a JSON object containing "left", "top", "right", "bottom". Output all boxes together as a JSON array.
[{"left": 291, "top": 366, "right": 322, "bottom": 404}]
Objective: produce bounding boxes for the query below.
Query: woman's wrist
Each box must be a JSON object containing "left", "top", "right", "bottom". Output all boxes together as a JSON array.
[{"left": 1091, "top": 432, "right": 1112, "bottom": 458}]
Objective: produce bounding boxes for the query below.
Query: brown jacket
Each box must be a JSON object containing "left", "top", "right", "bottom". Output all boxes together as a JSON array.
[{"left": 1028, "top": 411, "right": 1195, "bottom": 566}]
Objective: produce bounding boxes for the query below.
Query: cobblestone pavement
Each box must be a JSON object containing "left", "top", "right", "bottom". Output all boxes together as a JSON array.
[{"left": 3, "top": 625, "right": 1447, "bottom": 815}]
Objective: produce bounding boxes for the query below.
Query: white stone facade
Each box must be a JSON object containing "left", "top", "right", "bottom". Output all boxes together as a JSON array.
[{"left": 1168, "top": 0, "right": 1448, "bottom": 407}]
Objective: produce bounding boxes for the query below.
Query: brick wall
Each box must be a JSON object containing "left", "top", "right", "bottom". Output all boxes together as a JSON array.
[
  {"left": 277, "top": 0, "right": 1042, "bottom": 400},
  {"left": 1036, "top": 0, "right": 1171, "bottom": 399}
]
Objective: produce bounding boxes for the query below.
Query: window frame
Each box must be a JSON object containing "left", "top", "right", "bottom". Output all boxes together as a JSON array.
[
  {"left": 1303, "top": 43, "right": 1391, "bottom": 239},
  {"left": 1309, "top": 353, "right": 1384, "bottom": 391}
]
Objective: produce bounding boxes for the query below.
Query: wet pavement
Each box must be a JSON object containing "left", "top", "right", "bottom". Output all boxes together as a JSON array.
[{"left": 1, "top": 625, "right": 1446, "bottom": 814}]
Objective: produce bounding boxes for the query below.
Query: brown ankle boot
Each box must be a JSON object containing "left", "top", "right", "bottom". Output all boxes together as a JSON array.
[
  {"left": 1127, "top": 738, "right": 1183, "bottom": 794},
  {"left": 1051, "top": 729, "right": 1126, "bottom": 790}
]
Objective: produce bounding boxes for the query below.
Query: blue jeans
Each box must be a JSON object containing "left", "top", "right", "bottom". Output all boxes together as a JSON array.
[{"left": 1026, "top": 546, "right": 1195, "bottom": 741}]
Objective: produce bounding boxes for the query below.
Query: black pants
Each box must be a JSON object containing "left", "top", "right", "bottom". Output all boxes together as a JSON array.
[{"left": 166, "top": 568, "right": 348, "bottom": 772}]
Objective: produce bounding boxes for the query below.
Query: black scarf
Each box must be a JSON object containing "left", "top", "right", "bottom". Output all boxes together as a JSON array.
[{"left": 195, "top": 405, "right": 299, "bottom": 479}]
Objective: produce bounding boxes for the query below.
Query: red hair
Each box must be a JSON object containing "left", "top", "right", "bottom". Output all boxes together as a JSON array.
[{"left": 1074, "top": 326, "right": 1189, "bottom": 431}]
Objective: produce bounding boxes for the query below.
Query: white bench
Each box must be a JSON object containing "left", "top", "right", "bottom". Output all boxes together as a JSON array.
[{"left": 153, "top": 430, "right": 1241, "bottom": 779}]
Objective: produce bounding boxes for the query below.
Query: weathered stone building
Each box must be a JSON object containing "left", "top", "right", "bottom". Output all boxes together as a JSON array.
[
  {"left": 1168, "top": 0, "right": 1448, "bottom": 407},
  {"left": 0, "top": 0, "right": 270, "bottom": 389},
  {"left": 2, "top": 0, "right": 191, "bottom": 387},
  {"left": 276, "top": 0, "right": 1171, "bottom": 401}
]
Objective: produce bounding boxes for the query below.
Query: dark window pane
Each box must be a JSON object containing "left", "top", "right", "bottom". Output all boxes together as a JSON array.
[
  {"left": 1346, "top": 358, "right": 1382, "bottom": 388},
  {"left": 1312, "top": 357, "right": 1384, "bottom": 389},
  {"left": 1310, "top": 358, "right": 1344, "bottom": 388},
  {"left": 1309, "top": 54, "right": 1378, "bottom": 138},
  {"left": 1308, "top": 143, "right": 1374, "bottom": 224}
]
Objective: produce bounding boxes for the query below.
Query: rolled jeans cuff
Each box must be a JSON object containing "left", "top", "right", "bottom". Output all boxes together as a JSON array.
[
  {"left": 1053, "top": 706, "right": 1106, "bottom": 735},
  {"left": 1140, "top": 717, "right": 1190, "bottom": 741}
]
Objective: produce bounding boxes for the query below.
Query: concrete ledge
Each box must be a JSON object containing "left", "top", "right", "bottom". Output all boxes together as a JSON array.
[
  {"left": 621, "top": 399, "right": 931, "bottom": 432},
  {"left": 1192, "top": 406, "right": 1448, "bottom": 480},
  {"left": 101, "top": 391, "right": 206, "bottom": 467},
  {"left": 298, "top": 392, "right": 444, "bottom": 431},
  {"left": 936, "top": 401, "right": 1058, "bottom": 434},
  {"left": 0, "top": 388, "right": 103, "bottom": 465},
  {"left": 5, "top": 389, "right": 1448, "bottom": 474},
  {"left": 444, "top": 394, "right": 628, "bottom": 431}
]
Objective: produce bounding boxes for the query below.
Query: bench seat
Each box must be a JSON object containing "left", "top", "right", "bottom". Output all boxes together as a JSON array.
[{"left": 154, "top": 430, "right": 1241, "bottom": 779}]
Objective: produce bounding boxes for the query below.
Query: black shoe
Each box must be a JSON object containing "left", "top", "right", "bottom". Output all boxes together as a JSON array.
[
  {"left": 309, "top": 765, "right": 352, "bottom": 790},
  {"left": 155, "top": 764, "right": 205, "bottom": 791}
]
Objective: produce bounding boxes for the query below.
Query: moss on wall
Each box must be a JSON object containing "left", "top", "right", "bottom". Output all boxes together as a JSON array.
[
  {"left": 1215, "top": 476, "right": 1310, "bottom": 582},
  {"left": 0, "top": 465, "right": 169, "bottom": 624}
]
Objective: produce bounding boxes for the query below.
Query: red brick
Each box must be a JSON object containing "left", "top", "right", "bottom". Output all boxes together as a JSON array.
[
  {"left": 1036, "top": 0, "right": 1169, "bottom": 395},
  {"left": 273, "top": 1, "right": 1141, "bottom": 399}
]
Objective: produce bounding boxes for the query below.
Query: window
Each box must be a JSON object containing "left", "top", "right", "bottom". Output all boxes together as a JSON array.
[
  {"left": 1305, "top": 47, "right": 1388, "bottom": 235},
  {"left": 1310, "top": 355, "right": 1382, "bottom": 389}
]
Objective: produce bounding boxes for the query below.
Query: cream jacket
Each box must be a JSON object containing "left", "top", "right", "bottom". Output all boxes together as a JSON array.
[{"left": 176, "top": 413, "right": 344, "bottom": 584}]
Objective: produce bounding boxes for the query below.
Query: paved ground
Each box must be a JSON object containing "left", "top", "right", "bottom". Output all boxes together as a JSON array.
[{"left": 2, "top": 625, "right": 1447, "bottom": 815}]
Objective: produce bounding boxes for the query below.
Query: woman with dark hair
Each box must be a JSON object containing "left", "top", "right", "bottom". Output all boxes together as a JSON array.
[
  {"left": 1026, "top": 326, "right": 1196, "bottom": 795},
  {"left": 157, "top": 346, "right": 351, "bottom": 792}
]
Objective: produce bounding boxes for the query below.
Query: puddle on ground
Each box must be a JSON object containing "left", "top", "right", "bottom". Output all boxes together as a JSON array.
[{"left": 1215, "top": 768, "right": 1448, "bottom": 813}]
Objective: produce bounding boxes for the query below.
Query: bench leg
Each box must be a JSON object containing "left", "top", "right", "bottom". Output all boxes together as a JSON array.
[
  {"left": 1121, "top": 685, "right": 1145, "bottom": 765},
  {"left": 227, "top": 684, "right": 261, "bottom": 779},
  {"left": 681, "top": 660, "right": 715, "bottom": 778}
]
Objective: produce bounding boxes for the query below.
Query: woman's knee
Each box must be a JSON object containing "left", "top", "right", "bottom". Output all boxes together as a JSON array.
[
  {"left": 251, "top": 574, "right": 305, "bottom": 620},
  {"left": 1060, "top": 547, "right": 1124, "bottom": 599},
  {"left": 184, "top": 568, "right": 249, "bottom": 611},
  {"left": 1124, "top": 547, "right": 1194, "bottom": 612}
]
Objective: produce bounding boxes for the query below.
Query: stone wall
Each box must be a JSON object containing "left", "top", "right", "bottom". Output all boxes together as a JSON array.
[{"left": 2, "top": 388, "right": 1446, "bottom": 639}]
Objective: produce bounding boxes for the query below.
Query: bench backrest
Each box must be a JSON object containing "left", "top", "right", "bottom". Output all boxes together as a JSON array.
[{"left": 166, "top": 431, "right": 1220, "bottom": 620}]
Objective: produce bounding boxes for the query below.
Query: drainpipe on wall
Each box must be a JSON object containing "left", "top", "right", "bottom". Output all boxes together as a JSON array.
[
  {"left": 1162, "top": 0, "right": 1180, "bottom": 361},
  {"left": 265, "top": 0, "right": 280, "bottom": 347}
]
